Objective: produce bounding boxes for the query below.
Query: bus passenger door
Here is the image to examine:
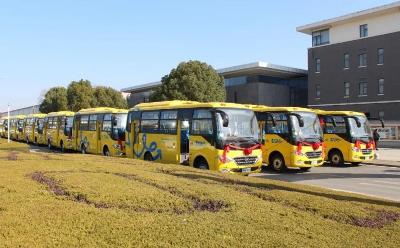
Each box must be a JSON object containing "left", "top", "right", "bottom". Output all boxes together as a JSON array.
[
  {"left": 179, "top": 120, "right": 190, "bottom": 165},
  {"left": 97, "top": 116, "right": 102, "bottom": 155}
]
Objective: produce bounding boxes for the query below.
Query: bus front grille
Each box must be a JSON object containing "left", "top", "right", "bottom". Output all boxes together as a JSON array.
[
  {"left": 305, "top": 151, "right": 322, "bottom": 159},
  {"left": 362, "top": 149, "right": 373, "bottom": 155},
  {"left": 234, "top": 156, "right": 258, "bottom": 165}
]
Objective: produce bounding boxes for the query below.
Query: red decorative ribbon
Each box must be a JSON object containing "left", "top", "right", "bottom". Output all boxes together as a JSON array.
[
  {"left": 355, "top": 140, "right": 374, "bottom": 150},
  {"left": 221, "top": 143, "right": 262, "bottom": 163},
  {"left": 297, "top": 141, "right": 323, "bottom": 154}
]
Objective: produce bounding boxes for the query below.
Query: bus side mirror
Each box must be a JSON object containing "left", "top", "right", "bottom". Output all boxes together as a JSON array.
[
  {"left": 354, "top": 117, "right": 361, "bottom": 128},
  {"left": 215, "top": 110, "right": 229, "bottom": 127},
  {"left": 266, "top": 113, "right": 276, "bottom": 127},
  {"left": 290, "top": 113, "right": 304, "bottom": 127}
]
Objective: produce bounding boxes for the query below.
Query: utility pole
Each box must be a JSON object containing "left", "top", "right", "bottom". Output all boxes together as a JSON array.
[{"left": 7, "top": 103, "right": 10, "bottom": 143}]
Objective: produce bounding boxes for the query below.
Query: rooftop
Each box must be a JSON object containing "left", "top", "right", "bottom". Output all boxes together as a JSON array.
[
  {"left": 297, "top": 1, "right": 400, "bottom": 34},
  {"left": 121, "top": 61, "right": 307, "bottom": 93}
]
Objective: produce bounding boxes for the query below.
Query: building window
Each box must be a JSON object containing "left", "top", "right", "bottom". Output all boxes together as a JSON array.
[
  {"left": 312, "top": 29, "right": 330, "bottom": 46},
  {"left": 315, "top": 58, "right": 321, "bottom": 73},
  {"left": 224, "top": 76, "right": 247, "bottom": 87},
  {"left": 344, "top": 82, "right": 350, "bottom": 97},
  {"left": 378, "top": 111, "right": 385, "bottom": 119},
  {"left": 360, "top": 24, "right": 368, "bottom": 38},
  {"left": 359, "top": 53, "right": 367, "bottom": 67},
  {"left": 378, "top": 79, "right": 384, "bottom": 95},
  {"left": 359, "top": 81, "right": 368, "bottom": 96},
  {"left": 344, "top": 54, "right": 350, "bottom": 69},
  {"left": 377, "top": 48, "right": 384, "bottom": 65},
  {"left": 315, "top": 84, "right": 321, "bottom": 98}
]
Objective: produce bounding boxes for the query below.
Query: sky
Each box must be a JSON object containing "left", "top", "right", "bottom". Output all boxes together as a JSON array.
[{"left": 0, "top": 0, "right": 395, "bottom": 112}]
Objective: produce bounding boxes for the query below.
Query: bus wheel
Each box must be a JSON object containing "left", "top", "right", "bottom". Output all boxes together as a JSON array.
[
  {"left": 60, "top": 141, "right": 65, "bottom": 153},
  {"left": 144, "top": 152, "right": 153, "bottom": 161},
  {"left": 103, "top": 147, "right": 110, "bottom": 157},
  {"left": 81, "top": 144, "right": 87, "bottom": 154},
  {"left": 195, "top": 157, "right": 209, "bottom": 170},
  {"left": 329, "top": 150, "right": 344, "bottom": 166},
  {"left": 300, "top": 167, "right": 311, "bottom": 172},
  {"left": 270, "top": 154, "right": 286, "bottom": 172}
]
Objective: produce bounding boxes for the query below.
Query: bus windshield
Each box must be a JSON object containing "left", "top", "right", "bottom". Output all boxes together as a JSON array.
[
  {"left": 112, "top": 113, "right": 127, "bottom": 141},
  {"left": 216, "top": 108, "right": 259, "bottom": 145},
  {"left": 290, "top": 112, "right": 322, "bottom": 142},
  {"left": 348, "top": 116, "right": 371, "bottom": 139}
]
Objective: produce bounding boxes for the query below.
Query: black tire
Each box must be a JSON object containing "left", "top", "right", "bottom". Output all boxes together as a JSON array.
[
  {"left": 60, "top": 141, "right": 65, "bottom": 153},
  {"left": 329, "top": 150, "right": 344, "bottom": 166},
  {"left": 351, "top": 162, "right": 361, "bottom": 166},
  {"left": 270, "top": 153, "right": 287, "bottom": 172},
  {"left": 103, "top": 147, "right": 110, "bottom": 157},
  {"left": 81, "top": 144, "right": 87, "bottom": 154},
  {"left": 144, "top": 152, "right": 153, "bottom": 161},
  {"left": 300, "top": 167, "right": 311, "bottom": 172},
  {"left": 195, "top": 158, "right": 209, "bottom": 170}
]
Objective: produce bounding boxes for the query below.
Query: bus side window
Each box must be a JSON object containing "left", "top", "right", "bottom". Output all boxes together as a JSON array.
[{"left": 102, "top": 114, "right": 112, "bottom": 136}]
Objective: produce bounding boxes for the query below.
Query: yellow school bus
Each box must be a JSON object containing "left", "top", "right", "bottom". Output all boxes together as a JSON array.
[
  {"left": 315, "top": 110, "right": 379, "bottom": 166},
  {"left": 24, "top": 113, "right": 47, "bottom": 144},
  {"left": 9, "top": 115, "right": 26, "bottom": 141},
  {"left": 72, "top": 108, "right": 128, "bottom": 156},
  {"left": 45, "top": 111, "right": 75, "bottom": 151},
  {"left": 250, "top": 106, "right": 324, "bottom": 172},
  {"left": 0, "top": 116, "right": 6, "bottom": 138},
  {"left": 125, "top": 101, "right": 263, "bottom": 174}
]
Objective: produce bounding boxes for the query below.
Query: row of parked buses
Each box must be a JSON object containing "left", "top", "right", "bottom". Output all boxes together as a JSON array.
[{"left": 0, "top": 101, "right": 383, "bottom": 174}]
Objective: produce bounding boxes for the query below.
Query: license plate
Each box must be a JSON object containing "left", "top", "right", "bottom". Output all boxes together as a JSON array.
[
  {"left": 311, "top": 161, "right": 318, "bottom": 165},
  {"left": 242, "top": 168, "right": 251, "bottom": 173}
]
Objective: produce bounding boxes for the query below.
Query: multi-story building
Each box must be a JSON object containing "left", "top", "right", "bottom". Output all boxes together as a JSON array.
[
  {"left": 122, "top": 61, "right": 308, "bottom": 107},
  {"left": 297, "top": 1, "right": 400, "bottom": 121}
]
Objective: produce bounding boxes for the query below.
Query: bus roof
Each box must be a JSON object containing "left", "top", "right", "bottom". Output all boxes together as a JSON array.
[
  {"left": 10, "top": 115, "right": 26, "bottom": 119},
  {"left": 248, "top": 105, "right": 315, "bottom": 113},
  {"left": 132, "top": 100, "right": 251, "bottom": 111},
  {"left": 76, "top": 107, "right": 128, "bottom": 115},
  {"left": 47, "top": 111, "right": 75, "bottom": 117},
  {"left": 313, "top": 109, "right": 366, "bottom": 117},
  {"left": 26, "top": 113, "right": 47, "bottom": 119}
]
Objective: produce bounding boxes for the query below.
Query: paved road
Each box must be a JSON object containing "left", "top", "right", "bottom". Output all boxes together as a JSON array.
[{"left": 251, "top": 164, "right": 400, "bottom": 202}]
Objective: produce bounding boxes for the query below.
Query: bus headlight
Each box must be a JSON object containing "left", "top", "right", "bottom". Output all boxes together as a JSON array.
[
  {"left": 113, "top": 144, "right": 122, "bottom": 150},
  {"left": 352, "top": 147, "right": 360, "bottom": 152},
  {"left": 218, "top": 155, "right": 234, "bottom": 163}
]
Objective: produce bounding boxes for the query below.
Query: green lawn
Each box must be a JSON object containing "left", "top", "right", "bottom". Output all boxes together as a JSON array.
[{"left": 0, "top": 139, "right": 399, "bottom": 247}]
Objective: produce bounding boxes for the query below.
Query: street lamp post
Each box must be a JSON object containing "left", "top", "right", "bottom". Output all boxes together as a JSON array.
[{"left": 7, "top": 104, "right": 10, "bottom": 143}]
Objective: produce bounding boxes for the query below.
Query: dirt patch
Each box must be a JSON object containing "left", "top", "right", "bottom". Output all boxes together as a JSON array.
[
  {"left": 30, "top": 171, "right": 109, "bottom": 209},
  {"left": 112, "top": 172, "right": 229, "bottom": 213},
  {"left": 7, "top": 151, "right": 18, "bottom": 161},
  {"left": 192, "top": 198, "right": 229, "bottom": 212},
  {"left": 350, "top": 211, "right": 400, "bottom": 228}
]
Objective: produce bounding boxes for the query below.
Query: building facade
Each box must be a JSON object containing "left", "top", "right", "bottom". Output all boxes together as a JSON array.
[
  {"left": 122, "top": 62, "right": 308, "bottom": 108},
  {"left": 297, "top": 1, "right": 400, "bottom": 121},
  {"left": 0, "top": 105, "right": 40, "bottom": 118}
]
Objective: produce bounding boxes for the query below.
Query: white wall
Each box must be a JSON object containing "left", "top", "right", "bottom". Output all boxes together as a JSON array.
[{"left": 329, "top": 10, "right": 400, "bottom": 44}]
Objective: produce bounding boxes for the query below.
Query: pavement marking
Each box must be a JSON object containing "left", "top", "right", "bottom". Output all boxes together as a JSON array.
[
  {"left": 372, "top": 180, "right": 400, "bottom": 186},
  {"left": 359, "top": 182, "right": 400, "bottom": 190}
]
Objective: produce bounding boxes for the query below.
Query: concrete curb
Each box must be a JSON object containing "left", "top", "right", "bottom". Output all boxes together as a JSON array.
[{"left": 363, "top": 160, "right": 400, "bottom": 168}]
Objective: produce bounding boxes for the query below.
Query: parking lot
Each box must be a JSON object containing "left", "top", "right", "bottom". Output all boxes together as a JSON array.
[{"left": 252, "top": 163, "right": 400, "bottom": 202}]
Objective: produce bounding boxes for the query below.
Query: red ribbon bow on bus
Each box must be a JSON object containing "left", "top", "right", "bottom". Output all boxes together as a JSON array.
[
  {"left": 354, "top": 140, "right": 374, "bottom": 150},
  {"left": 296, "top": 141, "right": 323, "bottom": 154},
  {"left": 221, "top": 143, "right": 262, "bottom": 163}
]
